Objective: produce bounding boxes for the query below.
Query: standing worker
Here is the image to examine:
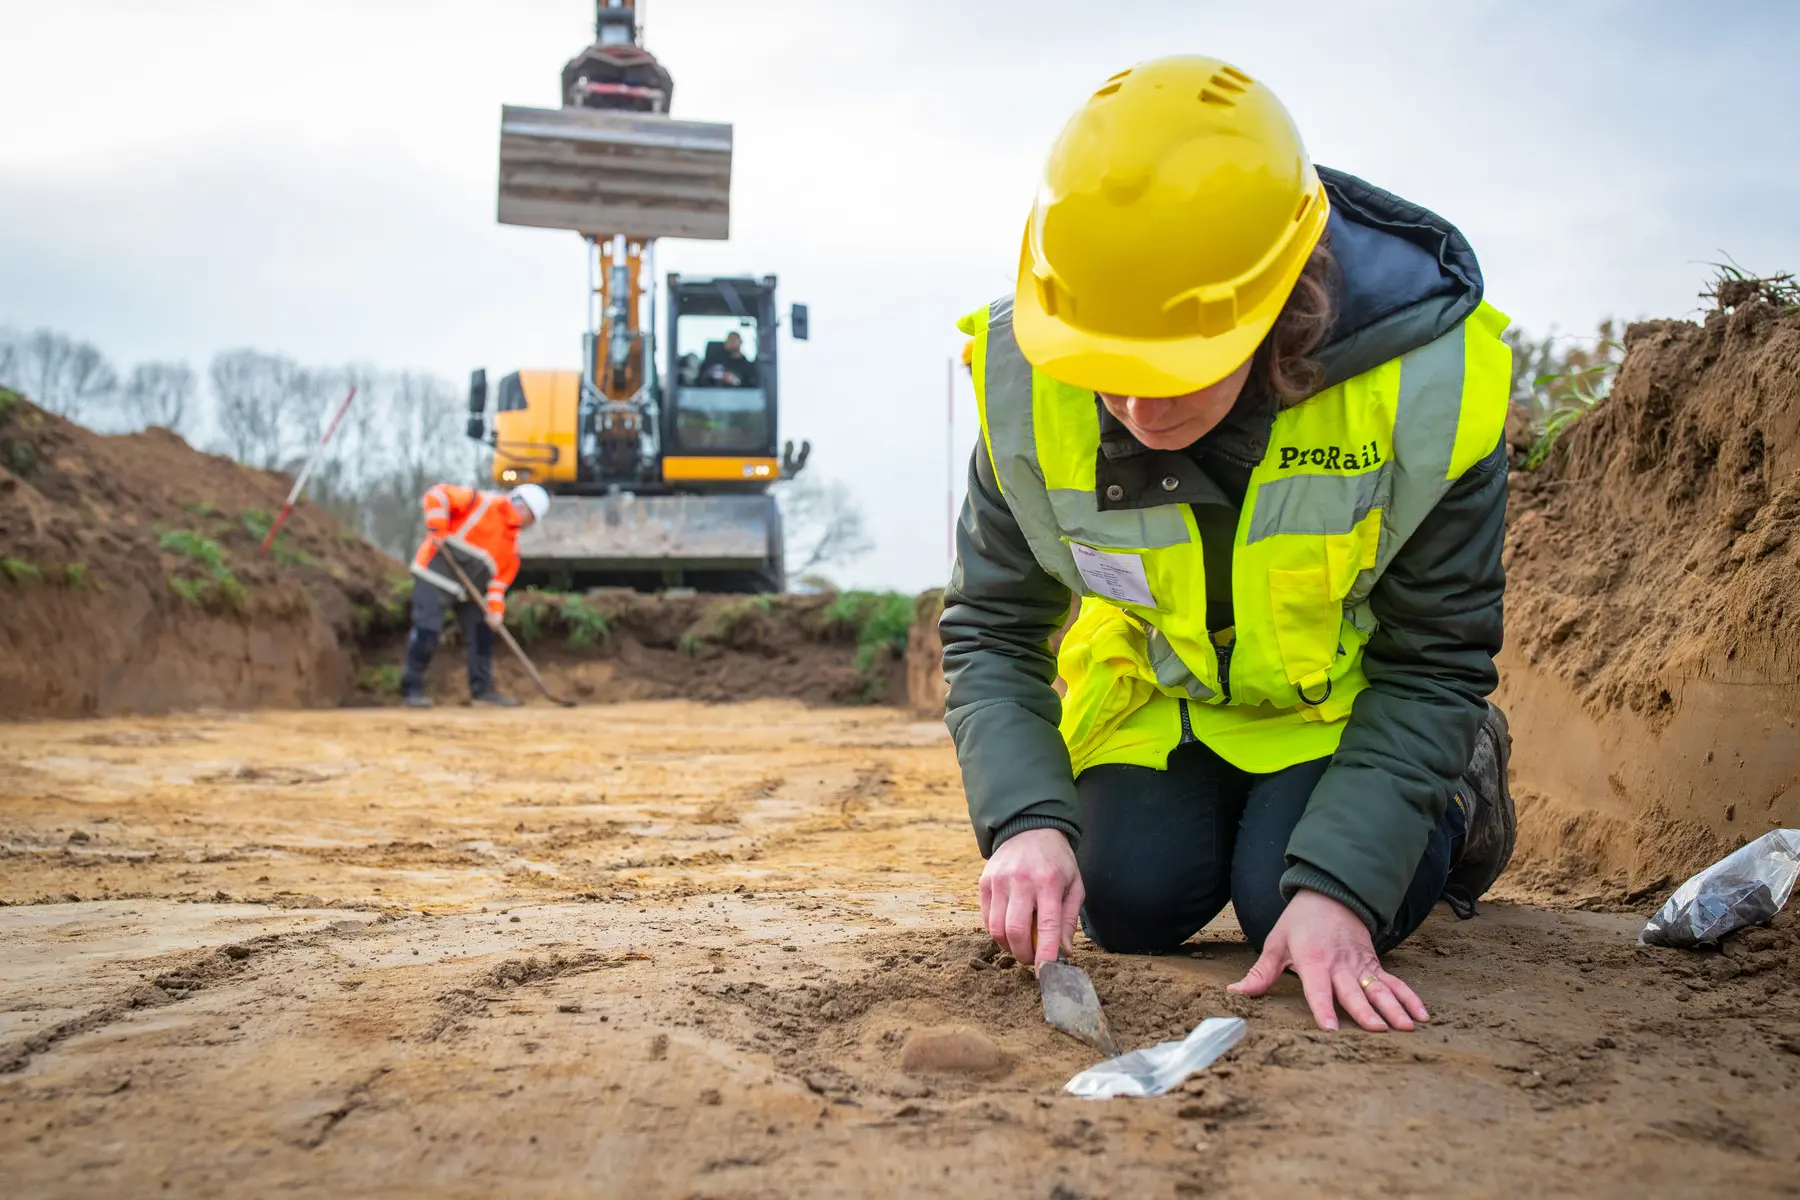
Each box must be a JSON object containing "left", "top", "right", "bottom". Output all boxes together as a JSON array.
[
  {"left": 944, "top": 56, "right": 1517, "bottom": 1034},
  {"left": 402, "top": 482, "right": 551, "bottom": 708}
]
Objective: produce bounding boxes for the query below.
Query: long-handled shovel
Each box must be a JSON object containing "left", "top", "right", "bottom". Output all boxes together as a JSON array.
[{"left": 432, "top": 545, "right": 576, "bottom": 708}]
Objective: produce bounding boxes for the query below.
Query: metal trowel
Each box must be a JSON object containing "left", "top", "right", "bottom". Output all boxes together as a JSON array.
[{"left": 1038, "top": 956, "right": 1120, "bottom": 1058}]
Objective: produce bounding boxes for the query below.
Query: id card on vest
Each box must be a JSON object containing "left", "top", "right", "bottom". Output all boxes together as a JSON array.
[{"left": 1070, "top": 542, "right": 1156, "bottom": 609}]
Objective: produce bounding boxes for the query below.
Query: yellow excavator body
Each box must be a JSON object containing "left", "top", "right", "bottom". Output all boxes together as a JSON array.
[{"left": 491, "top": 371, "right": 582, "bottom": 488}]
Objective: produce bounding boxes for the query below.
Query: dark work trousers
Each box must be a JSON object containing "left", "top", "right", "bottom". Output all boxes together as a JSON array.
[
  {"left": 1075, "top": 740, "right": 1467, "bottom": 955},
  {"left": 401, "top": 579, "right": 494, "bottom": 699}
]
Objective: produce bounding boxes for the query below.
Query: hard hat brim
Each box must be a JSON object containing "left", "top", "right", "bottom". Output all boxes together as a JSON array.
[{"left": 1011, "top": 187, "right": 1329, "bottom": 398}]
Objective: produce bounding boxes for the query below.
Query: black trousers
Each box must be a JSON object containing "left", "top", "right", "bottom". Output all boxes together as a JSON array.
[
  {"left": 1075, "top": 739, "right": 1465, "bottom": 955},
  {"left": 401, "top": 580, "right": 494, "bottom": 698}
]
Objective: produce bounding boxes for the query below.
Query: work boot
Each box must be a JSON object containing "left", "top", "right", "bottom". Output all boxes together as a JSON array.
[
  {"left": 471, "top": 690, "right": 520, "bottom": 708},
  {"left": 402, "top": 692, "right": 433, "bottom": 709},
  {"left": 1442, "top": 702, "right": 1515, "bottom": 918}
]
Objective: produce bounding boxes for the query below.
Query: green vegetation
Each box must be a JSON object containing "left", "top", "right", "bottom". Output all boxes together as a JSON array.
[
  {"left": 504, "top": 589, "right": 558, "bottom": 643},
  {"left": 180, "top": 500, "right": 219, "bottom": 519},
  {"left": 356, "top": 664, "right": 405, "bottom": 695},
  {"left": 1707, "top": 261, "right": 1800, "bottom": 312},
  {"left": 239, "top": 508, "right": 273, "bottom": 539},
  {"left": 1, "top": 556, "right": 42, "bottom": 583},
  {"left": 158, "top": 529, "right": 246, "bottom": 611},
  {"left": 827, "top": 590, "right": 915, "bottom": 672},
  {"left": 167, "top": 577, "right": 209, "bottom": 604},
  {"left": 561, "top": 596, "right": 611, "bottom": 647},
  {"left": 3, "top": 437, "right": 35, "bottom": 478},
  {"left": 158, "top": 529, "right": 228, "bottom": 573},
  {"left": 1505, "top": 321, "right": 1623, "bottom": 472},
  {"left": 0, "top": 387, "right": 19, "bottom": 419},
  {"left": 60, "top": 563, "right": 89, "bottom": 588}
]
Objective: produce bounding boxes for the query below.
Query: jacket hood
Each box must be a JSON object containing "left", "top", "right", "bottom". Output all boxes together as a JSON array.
[{"left": 1312, "top": 167, "right": 1486, "bottom": 389}]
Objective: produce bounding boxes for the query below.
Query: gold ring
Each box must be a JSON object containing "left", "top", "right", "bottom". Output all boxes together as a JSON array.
[{"left": 1359, "top": 974, "right": 1378, "bottom": 990}]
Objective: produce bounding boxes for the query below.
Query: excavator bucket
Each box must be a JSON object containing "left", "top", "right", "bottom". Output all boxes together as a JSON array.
[
  {"left": 497, "top": 105, "right": 732, "bottom": 241},
  {"left": 515, "top": 493, "right": 783, "bottom": 593}
]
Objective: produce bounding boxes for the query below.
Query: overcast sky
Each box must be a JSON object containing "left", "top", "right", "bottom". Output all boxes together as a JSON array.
[{"left": 2, "top": 0, "right": 1796, "bottom": 589}]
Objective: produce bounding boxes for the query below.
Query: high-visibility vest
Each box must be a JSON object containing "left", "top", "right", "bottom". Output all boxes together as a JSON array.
[
  {"left": 959, "top": 296, "right": 1511, "bottom": 775},
  {"left": 410, "top": 484, "right": 522, "bottom": 615}
]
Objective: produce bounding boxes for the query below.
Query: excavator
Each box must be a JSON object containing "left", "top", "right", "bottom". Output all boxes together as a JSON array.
[{"left": 465, "top": 1, "right": 810, "bottom": 593}]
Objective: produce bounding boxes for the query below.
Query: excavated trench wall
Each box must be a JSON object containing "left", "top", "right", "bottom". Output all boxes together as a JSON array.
[{"left": 1498, "top": 301, "right": 1800, "bottom": 890}]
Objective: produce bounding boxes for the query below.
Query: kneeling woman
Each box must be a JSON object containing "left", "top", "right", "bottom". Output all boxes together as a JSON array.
[{"left": 943, "top": 56, "right": 1515, "bottom": 1033}]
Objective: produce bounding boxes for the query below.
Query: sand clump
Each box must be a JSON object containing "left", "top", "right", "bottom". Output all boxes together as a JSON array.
[
  {"left": 1498, "top": 297, "right": 1800, "bottom": 894},
  {"left": 898, "top": 1026, "right": 1008, "bottom": 1075}
]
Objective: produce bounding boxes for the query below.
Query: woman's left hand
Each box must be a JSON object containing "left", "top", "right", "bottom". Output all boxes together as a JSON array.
[{"left": 1227, "top": 890, "right": 1430, "bottom": 1032}]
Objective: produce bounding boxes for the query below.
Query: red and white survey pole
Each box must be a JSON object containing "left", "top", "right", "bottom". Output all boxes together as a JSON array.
[{"left": 260, "top": 387, "right": 358, "bottom": 556}]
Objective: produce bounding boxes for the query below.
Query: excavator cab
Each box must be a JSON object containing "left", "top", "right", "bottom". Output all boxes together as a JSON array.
[{"left": 662, "top": 275, "right": 783, "bottom": 486}]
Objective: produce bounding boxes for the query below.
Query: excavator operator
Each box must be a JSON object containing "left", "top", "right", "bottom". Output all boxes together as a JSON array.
[
  {"left": 402, "top": 482, "right": 551, "bottom": 708},
  {"left": 942, "top": 56, "right": 1517, "bottom": 1034},
  {"left": 700, "top": 332, "right": 759, "bottom": 387}
]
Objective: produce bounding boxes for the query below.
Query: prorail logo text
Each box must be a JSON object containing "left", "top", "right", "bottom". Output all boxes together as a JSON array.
[{"left": 1275, "top": 440, "right": 1383, "bottom": 471}]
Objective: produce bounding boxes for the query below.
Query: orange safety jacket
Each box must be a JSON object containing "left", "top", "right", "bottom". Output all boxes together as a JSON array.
[{"left": 409, "top": 484, "right": 523, "bottom": 616}]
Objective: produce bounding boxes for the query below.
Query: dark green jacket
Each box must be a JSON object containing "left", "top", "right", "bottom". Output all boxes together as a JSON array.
[{"left": 940, "top": 168, "right": 1508, "bottom": 933}]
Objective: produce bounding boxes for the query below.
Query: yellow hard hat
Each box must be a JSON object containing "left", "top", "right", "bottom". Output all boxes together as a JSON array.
[{"left": 1014, "top": 56, "right": 1330, "bottom": 398}]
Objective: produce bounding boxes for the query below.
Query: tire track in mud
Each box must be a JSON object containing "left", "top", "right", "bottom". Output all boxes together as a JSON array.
[{"left": 0, "top": 919, "right": 377, "bottom": 1075}]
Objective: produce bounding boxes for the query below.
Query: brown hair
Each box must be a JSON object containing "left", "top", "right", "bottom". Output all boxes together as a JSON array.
[{"left": 1255, "top": 233, "right": 1339, "bottom": 406}]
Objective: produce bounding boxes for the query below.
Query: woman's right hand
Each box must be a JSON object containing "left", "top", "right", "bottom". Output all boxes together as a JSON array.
[{"left": 979, "top": 828, "right": 1084, "bottom": 969}]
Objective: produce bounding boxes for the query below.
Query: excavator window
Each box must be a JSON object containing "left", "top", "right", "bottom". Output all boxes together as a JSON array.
[
  {"left": 496, "top": 373, "right": 528, "bottom": 412},
  {"left": 672, "top": 313, "right": 767, "bottom": 453}
]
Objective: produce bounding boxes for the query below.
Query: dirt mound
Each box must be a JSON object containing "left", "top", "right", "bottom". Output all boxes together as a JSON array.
[
  {"left": 374, "top": 587, "right": 914, "bottom": 708},
  {"left": 0, "top": 390, "right": 407, "bottom": 719},
  {"left": 1498, "top": 299, "right": 1800, "bottom": 892}
]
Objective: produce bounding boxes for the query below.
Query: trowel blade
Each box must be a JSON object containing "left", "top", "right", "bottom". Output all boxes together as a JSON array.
[{"left": 1038, "top": 959, "right": 1120, "bottom": 1058}]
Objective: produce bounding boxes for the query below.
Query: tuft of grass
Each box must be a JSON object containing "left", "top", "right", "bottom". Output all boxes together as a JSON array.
[
  {"left": 678, "top": 632, "right": 703, "bottom": 658},
  {"left": 562, "top": 596, "right": 611, "bottom": 647},
  {"left": 159, "top": 529, "right": 246, "bottom": 611},
  {"left": 168, "top": 577, "right": 209, "bottom": 604},
  {"left": 827, "top": 590, "right": 915, "bottom": 672},
  {"left": 181, "top": 500, "right": 219, "bottom": 519},
  {"left": 3, "top": 439, "right": 35, "bottom": 477},
  {"left": 240, "top": 508, "right": 274, "bottom": 539},
  {"left": 506, "top": 590, "right": 556, "bottom": 643},
  {"left": 271, "top": 543, "right": 313, "bottom": 568},
  {"left": 159, "top": 529, "right": 228, "bottom": 573},
  {"left": 0, "top": 387, "right": 19, "bottom": 419},
  {"left": 60, "top": 563, "right": 89, "bottom": 588},
  {"left": 356, "top": 664, "right": 405, "bottom": 695},
  {"left": 1, "top": 556, "right": 42, "bottom": 583},
  {"left": 1705, "top": 259, "right": 1800, "bottom": 311}
]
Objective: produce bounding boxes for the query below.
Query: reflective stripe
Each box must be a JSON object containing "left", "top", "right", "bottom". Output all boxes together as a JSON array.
[
  {"left": 1370, "top": 326, "right": 1464, "bottom": 580},
  {"left": 1048, "top": 489, "right": 1190, "bottom": 550},
  {"left": 1244, "top": 465, "right": 1386, "bottom": 545},
  {"left": 444, "top": 493, "right": 499, "bottom": 574},
  {"left": 1146, "top": 625, "right": 1216, "bottom": 700},
  {"left": 410, "top": 562, "right": 466, "bottom": 601},
  {"left": 982, "top": 305, "right": 1083, "bottom": 590}
]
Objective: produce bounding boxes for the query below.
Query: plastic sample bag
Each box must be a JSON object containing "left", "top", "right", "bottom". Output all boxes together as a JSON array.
[
  {"left": 1640, "top": 828, "right": 1800, "bottom": 948},
  {"left": 1063, "top": 1016, "right": 1246, "bottom": 1099}
]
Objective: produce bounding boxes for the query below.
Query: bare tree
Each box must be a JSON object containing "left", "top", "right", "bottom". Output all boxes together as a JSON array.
[
  {"left": 212, "top": 349, "right": 300, "bottom": 467},
  {"left": 0, "top": 328, "right": 117, "bottom": 421},
  {"left": 119, "top": 362, "right": 197, "bottom": 432},
  {"left": 358, "top": 372, "right": 468, "bottom": 556},
  {"left": 776, "top": 477, "right": 874, "bottom": 581}
]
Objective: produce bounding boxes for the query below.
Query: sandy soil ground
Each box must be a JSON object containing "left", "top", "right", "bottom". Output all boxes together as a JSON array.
[{"left": 2, "top": 702, "right": 1797, "bottom": 1198}]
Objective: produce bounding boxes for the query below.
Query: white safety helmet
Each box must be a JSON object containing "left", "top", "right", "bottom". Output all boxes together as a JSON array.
[{"left": 509, "top": 483, "right": 551, "bottom": 521}]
